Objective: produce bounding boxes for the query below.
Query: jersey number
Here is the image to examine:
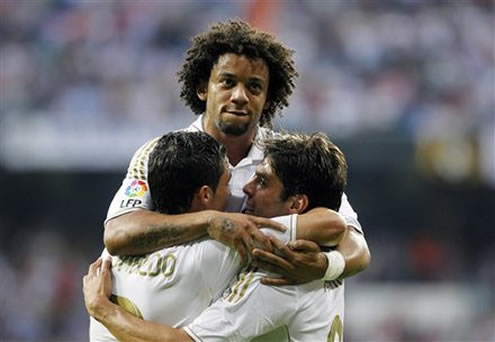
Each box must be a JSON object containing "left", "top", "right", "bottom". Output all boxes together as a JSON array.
[{"left": 327, "top": 315, "right": 343, "bottom": 342}]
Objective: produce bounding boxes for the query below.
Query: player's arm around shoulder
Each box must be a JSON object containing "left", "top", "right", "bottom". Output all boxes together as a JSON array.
[
  {"left": 104, "top": 209, "right": 215, "bottom": 256},
  {"left": 103, "top": 137, "right": 215, "bottom": 256},
  {"left": 296, "top": 207, "right": 347, "bottom": 247},
  {"left": 84, "top": 257, "right": 193, "bottom": 342},
  {"left": 335, "top": 193, "right": 371, "bottom": 279},
  {"left": 335, "top": 225, "right": 371, "bottom": 279}
]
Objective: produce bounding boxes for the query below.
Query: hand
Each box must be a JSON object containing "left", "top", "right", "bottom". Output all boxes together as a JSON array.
[
  {"left": 83, "top": 257, "right": 113, "bottom": 321},
  {"left": 207, "top": 213, "right": 287, "bottom": 264},
  {"left": 252, "top": 237, "right": 328, "bottom": 286}
]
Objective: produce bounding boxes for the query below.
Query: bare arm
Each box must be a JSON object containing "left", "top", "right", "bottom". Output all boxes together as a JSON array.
[
  {"left": 84, "top": 258, "right": 192, "bottom": 342},
  {"left": 104, "top": 209, "right": 286, "bottom": 263},
  {"left": 252, "top": 210, "right": 370, "bottom": 285},
  {"left": 104, "top": 210, "right": 213, "bottom": 255},
  {"left": 336, "top": 226, "right": 370, "bottom": 278},
  {"left": 295, "top": 207, "right": 347, "bottom": 247}
]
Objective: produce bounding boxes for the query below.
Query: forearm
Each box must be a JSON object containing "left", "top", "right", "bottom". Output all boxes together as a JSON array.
[
  {"left": 335, "top": 227, "right": 370, "bottom": 278},
  {"left": 104, "top": 209, "right": 216, "bottom": 256},
  {"left": 92, "top": 298, "right": 191, "bottom": 342},
  {"left": 296, "top": 208, "right": 347, "bottom": 247}
]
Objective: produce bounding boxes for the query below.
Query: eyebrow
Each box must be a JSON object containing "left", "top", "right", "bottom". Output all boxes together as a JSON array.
[
  {"left": 255, "top": 170, "right": 270, "bottom": 179},
  {"left": 218, "top": 72, "right": 266, "bottom": 84}
]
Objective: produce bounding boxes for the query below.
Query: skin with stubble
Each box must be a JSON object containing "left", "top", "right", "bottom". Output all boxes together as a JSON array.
[
  {"left": 200, "top": 53, "right": 270, "bottom": 165},
  {"left": 91, "top": 19, "right": 370, "bottom": 342},
  {"left": 103, "top": 19, "right": 369, "bottom": 290}
]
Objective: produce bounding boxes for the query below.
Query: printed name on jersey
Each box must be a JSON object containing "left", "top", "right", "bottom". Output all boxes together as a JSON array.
[{"left": 114, "top": 253, "right": 177, "bottom": 278}]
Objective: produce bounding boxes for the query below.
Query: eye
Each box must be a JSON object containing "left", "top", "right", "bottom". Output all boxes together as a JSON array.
[
  {"left": 249, "top": 82, "right": 262, "bottom": 93},
  {"left": 257, "top": 177, "right": 266, "bottom": 187},
  {"left": 221, "top": 78, "right": 235, "bottom": 87}
]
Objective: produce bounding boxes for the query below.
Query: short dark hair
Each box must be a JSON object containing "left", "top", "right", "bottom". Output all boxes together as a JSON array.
[
  {"left": 177, "top": 19, "right": 298, "bottom": 128},
  {"left": 148, "top": 131, "right": 226, "bottom": 214},
  {"left": 263, "top": 132, "right": 347, "bottom": 211}
]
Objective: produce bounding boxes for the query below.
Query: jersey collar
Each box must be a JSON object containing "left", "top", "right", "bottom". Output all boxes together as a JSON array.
[{"left": 186, "top": 115, "right": 266, "bottom": 165}]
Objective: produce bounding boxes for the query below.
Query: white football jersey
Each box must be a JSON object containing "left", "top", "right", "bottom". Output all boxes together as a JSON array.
[
  {"left": 89, "top": 215, "right": 297, "bottom": 341},
  {"left": 105, "top": 116, "right": 362, "bottom": 233},
  {"left": 184, "top": 266, "right": 344, "bottom": 342}
]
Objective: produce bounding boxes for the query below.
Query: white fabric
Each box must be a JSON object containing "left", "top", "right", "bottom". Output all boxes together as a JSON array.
[
  {"left": 184, "top": 271, "right": 345, "bottom": 342},
  {"left": 105, "top": 116, "right": 362, "bottom": 233},
  {"left": 100, "top": 117, "right": 359, "bottom": 341},
  {"left": 89, "top": 215, "right": 296, "bottom": 342}
]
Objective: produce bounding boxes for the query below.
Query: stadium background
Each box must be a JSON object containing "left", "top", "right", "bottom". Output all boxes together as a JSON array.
[{"left": 0, "top": 0, "right": 493, "bottom": 341}]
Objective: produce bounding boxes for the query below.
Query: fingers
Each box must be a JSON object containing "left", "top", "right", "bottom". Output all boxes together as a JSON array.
[
  {"left": 253, "top": 217, "right": 287, "bottom": 232},
  {"left": 101, "top": 257, "right": 112, "bottom": 275},
  {"left": 234, "top": 240, "right": 249, "bottom": 265},
  {"left": 252, "top": 248, "right": 294, "bottom": 272},
  {"left": 269, "top": 235, "right": 288, "bottom": 251},
  {"left": 260, "top": 276, "right": 293, "bottom": 286},
  {"left": 250, "top": 228, "right": 272, "bottom": 252},
  {"left": 88, "top": 258, "right": 102, "bottom": 275},
  {"left": 288, "top": 240, "right": 321, "bottom": 253}
]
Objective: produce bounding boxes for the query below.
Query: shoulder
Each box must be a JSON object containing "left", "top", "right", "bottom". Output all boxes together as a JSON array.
[{"left": 125, "top": 137, "right": 161, "bottom": 180}]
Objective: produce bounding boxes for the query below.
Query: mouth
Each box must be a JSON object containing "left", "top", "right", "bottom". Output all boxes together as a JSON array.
[
  {"left": 225, "top": 110, "right": 248, "bottom": 116},
  {"left": 242, "top": 204, "right": 254, "bottom": 214}
]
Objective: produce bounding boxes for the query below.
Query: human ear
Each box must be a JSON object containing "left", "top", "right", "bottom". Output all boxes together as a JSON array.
[
  {"left": 191, "top": 185, "right": 215, "bottom": 211},
  {"left": 197, "top": 81, "right": 208, "bottom": 102},
  {"left": 200, "top": 185, "right": 217, "bottom": 206},
  {"left": 288, "top": 194, "right": 309, "bottom": 214},
  {"left": 263, "top": 100, "right": 270, "bottom": 111}
]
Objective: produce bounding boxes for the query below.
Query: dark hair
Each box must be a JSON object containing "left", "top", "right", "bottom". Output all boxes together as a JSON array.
[
  {"left": 177, "top": 19, "right": 298, "bottom": 128},
  {"left": 148, "top": 131, "right": 226, "bottom": 214},
  {"left": 263, "top": 132, "right": 347, "bottom": 211}
]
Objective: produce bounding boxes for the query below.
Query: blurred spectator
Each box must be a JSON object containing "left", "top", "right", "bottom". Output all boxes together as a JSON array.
[{"left": 0, "top": 1, "right": 493, "bottom": 341}]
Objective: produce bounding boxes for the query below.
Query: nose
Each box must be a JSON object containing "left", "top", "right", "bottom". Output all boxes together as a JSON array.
[
  {"left": 231, "top": 84, "right": 248, "bottom": 105},
  {"left": 243, "top": 177, "right": 255, "bottom": 196}
]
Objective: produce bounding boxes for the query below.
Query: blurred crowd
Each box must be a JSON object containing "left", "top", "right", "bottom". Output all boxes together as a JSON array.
[
  {"left": 1, "top": 0, "right": 494, "bottom": 341},
  {"left": 1, "top": 0, "right": 493, "bottom": 128}
]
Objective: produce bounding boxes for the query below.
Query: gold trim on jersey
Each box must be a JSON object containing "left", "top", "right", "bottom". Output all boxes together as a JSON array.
[
  {"left": 126, "top": 137, "right": 160, "bottom": 180},
  {"left": 226, "top": 267, "right": 258, "bottom": 303},
  {"left": 110, "top": 294, "right": 144, "bottom": 319}
]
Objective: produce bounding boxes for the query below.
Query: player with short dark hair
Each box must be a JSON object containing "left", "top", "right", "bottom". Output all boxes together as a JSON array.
[
  {"left": 86, "top": 131, "right": 350, "bottom": 341},
  {"left": 103, "top": 18, "right": 369, "bottom": 288}
]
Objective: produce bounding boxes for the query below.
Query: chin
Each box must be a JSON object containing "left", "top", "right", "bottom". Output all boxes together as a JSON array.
[{"left": 219, "top": 122, "right": 250, "bottom": 136}]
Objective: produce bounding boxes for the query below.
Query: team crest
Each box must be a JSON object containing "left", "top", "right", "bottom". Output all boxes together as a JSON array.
[{"left": 125, "top": 180, "right": 148, "bottom": 197}]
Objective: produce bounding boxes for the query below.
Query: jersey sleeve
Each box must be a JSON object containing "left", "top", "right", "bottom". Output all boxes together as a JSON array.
[
  {"left": 258, "top": 214, "right": 297, "bottom": 244},
  {"left": 105, "top": 137, "right": 160, "bottom": 223},
  {"left": 338, "top": 192, "right": 363, "bottom": 234}
]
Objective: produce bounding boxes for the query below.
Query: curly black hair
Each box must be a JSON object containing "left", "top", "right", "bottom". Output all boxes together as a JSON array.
[{"left": 177, "top": 19, "right": 298, "bottom": 128}]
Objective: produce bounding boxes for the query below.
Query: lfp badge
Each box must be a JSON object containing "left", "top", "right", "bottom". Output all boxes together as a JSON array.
[{"left": 125, "top": 180, "right": 148, "bottom": 197}]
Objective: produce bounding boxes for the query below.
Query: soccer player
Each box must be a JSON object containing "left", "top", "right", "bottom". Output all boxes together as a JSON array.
[
  {"left": 103, "top": 19, "right": 369, "bottom": 288},
  {"left": 85, "top": 132, "right": 349, "bottom": 341}
]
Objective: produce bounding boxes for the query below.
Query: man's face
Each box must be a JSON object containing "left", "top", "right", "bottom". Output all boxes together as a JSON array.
[
  {"left": 242, "top": 159, "right": 291, "bottom": 218},
  {"left": 200, "top": 53, "right": 270, "bottom": 137},
  {"left": 210, "top": 165, "right": 232, "bottom": 211}
]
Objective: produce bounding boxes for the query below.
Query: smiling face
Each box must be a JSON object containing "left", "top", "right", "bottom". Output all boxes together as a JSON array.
[
  {"left": 200, "top": 53, "right": 270, "bottom": 138},
  {"left": 242, "top": 159, "right": 293, "bottom": 218}
]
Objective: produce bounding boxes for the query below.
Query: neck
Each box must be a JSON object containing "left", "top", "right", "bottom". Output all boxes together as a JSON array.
[{"left": 219, "top": 133, "right": 255, "bottom": 166}]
